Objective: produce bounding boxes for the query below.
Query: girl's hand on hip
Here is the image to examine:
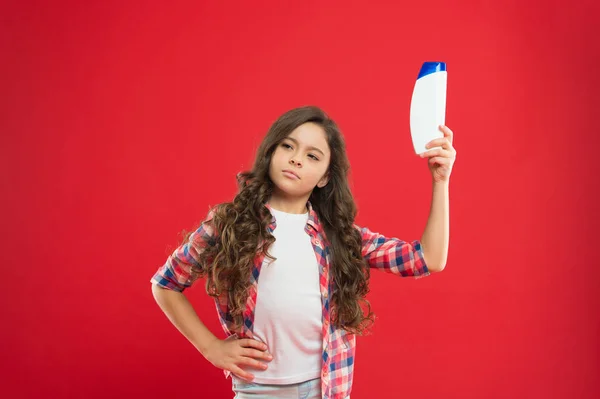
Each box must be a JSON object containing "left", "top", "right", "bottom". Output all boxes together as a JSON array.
[
  {"left": 420, "top": 125, "right": 457, "bottom": 184},
  {"left": 203, "top": 335, "right": 273, "bottom": 382}
]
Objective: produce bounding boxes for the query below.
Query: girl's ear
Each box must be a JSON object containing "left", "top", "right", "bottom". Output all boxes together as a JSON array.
[{"left": 317, "top": 173, "right": 329, "bottom": 188}]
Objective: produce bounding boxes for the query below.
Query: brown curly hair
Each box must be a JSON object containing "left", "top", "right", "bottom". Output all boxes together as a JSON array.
[{"left": 189, "top": 106, "right": 374, "bottom": 335}]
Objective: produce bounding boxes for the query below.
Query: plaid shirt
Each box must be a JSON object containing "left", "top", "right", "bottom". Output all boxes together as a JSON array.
[{"left": 151, "top": 202, "right": 430, "bottom": 399}]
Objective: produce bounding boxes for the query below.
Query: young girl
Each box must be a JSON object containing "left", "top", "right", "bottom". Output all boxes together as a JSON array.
[{"left": 151, "top": 106, "right": 456, "bottom": 399}]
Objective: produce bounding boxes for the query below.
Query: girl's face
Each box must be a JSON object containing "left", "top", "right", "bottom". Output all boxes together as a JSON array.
[{"left": 268, "top": 122, "right": 331, "bottom": 199}]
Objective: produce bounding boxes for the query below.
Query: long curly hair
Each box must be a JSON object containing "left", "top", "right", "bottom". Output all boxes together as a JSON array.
[{"left": 189, "top": 106, "right": 374, "bottom": 335}]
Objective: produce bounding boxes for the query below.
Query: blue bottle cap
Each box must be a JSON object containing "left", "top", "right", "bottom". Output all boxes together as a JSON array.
[{"left": 417, "top": 62, "right": 446, "bottom": 79}]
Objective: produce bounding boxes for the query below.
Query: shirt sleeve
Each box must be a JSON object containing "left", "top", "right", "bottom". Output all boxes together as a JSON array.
[
  {"left": 356, "top": 224, "right": 430, "bottom": 278},
  {"left": 151, "top": 210, "right": 217, "bottom": 291}
]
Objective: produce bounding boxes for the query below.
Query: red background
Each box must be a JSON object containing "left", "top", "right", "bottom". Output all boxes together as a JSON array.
[{"left": 1, "top": 1, "right": 599, "bottom": 398}]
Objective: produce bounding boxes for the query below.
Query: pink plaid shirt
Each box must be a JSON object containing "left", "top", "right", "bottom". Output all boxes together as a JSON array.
[{"left": 151, "top": 202, "right": 430, "bottom": 399}]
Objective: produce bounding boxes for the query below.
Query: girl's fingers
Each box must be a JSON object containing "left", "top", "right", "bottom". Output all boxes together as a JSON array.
[
  {"left": 239, "top": 356, "right": 269, "bottom": 370},
  {"left": 426, "top": 138, "right": 452, "bottom": 150},
  {"left": 439, "top": 125, "right": 454, "bottom": 142},
  {"left": 422, "top": 126, "right": 455, "bottom": 158},
  {"left": 240, "top": 339, "right": 268, "bottom": 351},
  {"left": 230, "top": 365, "right": 254, "bottom": 382},
  {"left": 420, "top": 148, "right": 451, "bottom": 158},
  {"left": 429, "top": 157, "right": 449, "bottom": 166},
  {"left": 242, "top": 348, "right": 273, "bottom": 361}
]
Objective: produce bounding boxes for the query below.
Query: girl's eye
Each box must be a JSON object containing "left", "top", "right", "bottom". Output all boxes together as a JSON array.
[
  {"left": 281, "top": 143, "right": 292, "bottom": 149},
  {"left": 308, "top": 154, "right": 319, "bottom": 161}
]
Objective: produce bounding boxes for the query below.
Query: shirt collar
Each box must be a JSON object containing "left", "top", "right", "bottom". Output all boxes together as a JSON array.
[{"left": 265, "top": 201, "right": 320, "bottom": 233}]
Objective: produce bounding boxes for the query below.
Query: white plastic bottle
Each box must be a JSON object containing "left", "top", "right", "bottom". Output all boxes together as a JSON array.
[{"left": 409, "top": 61, "right": 447, "bottom": 155}]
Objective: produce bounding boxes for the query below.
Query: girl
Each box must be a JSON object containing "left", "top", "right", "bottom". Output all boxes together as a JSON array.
[{"left": 151, "top": 106, "right": 456, "bottom": 399}]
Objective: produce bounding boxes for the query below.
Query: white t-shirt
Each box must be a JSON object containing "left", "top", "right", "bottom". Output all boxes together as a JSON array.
[{"left": 244, "top": 207, "right": 323, "bottom": 384}]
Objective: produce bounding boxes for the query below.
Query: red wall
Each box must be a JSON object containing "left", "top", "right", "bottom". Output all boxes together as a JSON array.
[{"left": 2, "top": 1, "right": 598, "bottom": 398}]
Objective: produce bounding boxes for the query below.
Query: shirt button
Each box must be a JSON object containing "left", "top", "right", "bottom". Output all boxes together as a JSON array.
[
  {"left": 314, "top": 239, "right": 320, "bottom": 246},
  {"left": 323, "top": 291, "right": 328, "bottom": 298}
]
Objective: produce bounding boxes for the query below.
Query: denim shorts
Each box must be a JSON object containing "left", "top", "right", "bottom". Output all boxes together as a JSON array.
[{"left": 232, "top": 376, "right": 322, "bottom": 399}]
